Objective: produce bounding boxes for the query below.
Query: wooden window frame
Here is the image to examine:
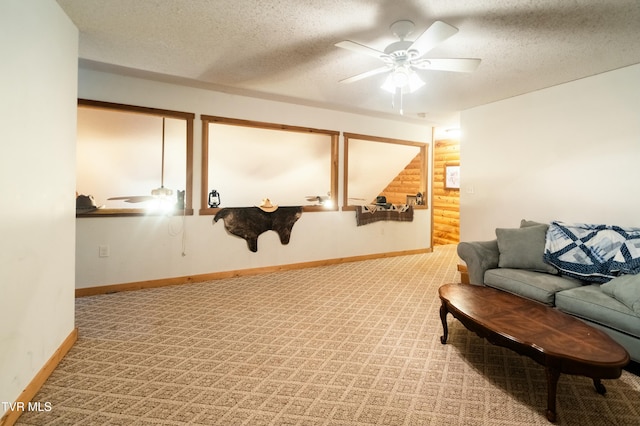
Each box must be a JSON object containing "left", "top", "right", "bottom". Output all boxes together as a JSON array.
[
  {"left": 200, "top": 115, "right": 339, "bottom": 215},
  {"left": 76, "top": 99, "right": 195, "bottom": 217},
  {"left": 342, "top": 132, "right": 428, "bottom": 211}
]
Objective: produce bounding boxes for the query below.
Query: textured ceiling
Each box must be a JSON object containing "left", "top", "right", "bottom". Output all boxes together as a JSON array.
[{"left": 57, "top": 0, "right": 640, "bottom": 128}]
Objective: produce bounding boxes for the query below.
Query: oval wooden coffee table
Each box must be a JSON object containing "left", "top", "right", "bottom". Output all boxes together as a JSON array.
[{"left": 439, "top": 283, "right": 629, "bottom": 422}]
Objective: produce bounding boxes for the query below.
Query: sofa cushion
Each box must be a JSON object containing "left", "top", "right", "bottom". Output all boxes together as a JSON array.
[
  {"left": 495, "top": 225, "right": 558, "bottom": 274},
  {"left": 601, "top": 273, "right": 640, "bottom": 315},
  {"left": 556, "top": 284, "right": 640, "bottom": 338},
  {"left": 484, "top": 268, "right": 582, "bottom": 306}
]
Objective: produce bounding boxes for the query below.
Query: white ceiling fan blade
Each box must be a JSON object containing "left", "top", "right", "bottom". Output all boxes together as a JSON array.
[
  {"left": 339, "top": 66, "right": 390, "bottom": 84},
  {"left": 335, "top": 40, "right": 387, "bottom": 60},
  {"left": 408, "top": 21, "right": 459, "bottom": 57},
  {"left": 413, "top": 58, "right": 481, "bottom": 72}
]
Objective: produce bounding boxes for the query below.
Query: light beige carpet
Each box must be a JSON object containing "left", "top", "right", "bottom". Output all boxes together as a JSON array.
[{"left": 17, "top": 245, "right": 640, "bottom": 425}]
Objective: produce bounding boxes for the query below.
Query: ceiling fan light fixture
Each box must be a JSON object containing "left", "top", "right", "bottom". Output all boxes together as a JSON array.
[
  {"left": 392, "top": 66, "right": 410, "bottom": 86},
  {"left": 149, "top": 185, "right": 175, "bottom": 213},
  {"left": 151, "top": 185, "right": 173, "bottom": 197},
  {"left": 407, "top": 71, "right": 425, "bottom": 93},
  {"left": 381, "top": 67, "right": 425, "bottom": 94},
  {"left": 380, "top": 74, "right": 397, "bottom": 94}
]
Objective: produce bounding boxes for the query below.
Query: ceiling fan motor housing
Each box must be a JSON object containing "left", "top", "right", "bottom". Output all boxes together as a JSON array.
[{"left": 384, "top": 41, "right": 415, "bottom": 60}]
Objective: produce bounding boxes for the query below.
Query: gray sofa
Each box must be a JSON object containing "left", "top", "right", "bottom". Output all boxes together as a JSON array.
[{"left": 457, "top": 220, "right": 640, "bottom": 363}]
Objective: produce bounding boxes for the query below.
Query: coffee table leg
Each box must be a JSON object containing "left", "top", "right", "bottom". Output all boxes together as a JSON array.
[
  {"left": 440, "top": 302, "right": 449, "bottom": 344},
  {"left": 545, "top": 367, "right": 560, "bottom": 422},
  {"left": 593, "top": 379, "right": 606, "bottom": 395}
]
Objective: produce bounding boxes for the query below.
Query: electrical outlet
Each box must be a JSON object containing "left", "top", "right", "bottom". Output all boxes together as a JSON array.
[{"left": 98, "top": 245, "right": 110, "bottom": 257}]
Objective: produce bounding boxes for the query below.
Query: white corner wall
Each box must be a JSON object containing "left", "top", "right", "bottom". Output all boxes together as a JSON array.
[
  {"left": 0, "top": 0, "right": 77, "bottom": 416},
  {"left": 459, "top": 64, "right": 640, "bottom": 241},
  {"left": 76, "top": 69, "right": 433, "bottom": 288}
]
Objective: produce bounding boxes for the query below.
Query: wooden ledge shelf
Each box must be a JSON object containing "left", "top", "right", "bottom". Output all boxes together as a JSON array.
[{"left": 76, "top": 208, "right": 194, "bottom": 218}]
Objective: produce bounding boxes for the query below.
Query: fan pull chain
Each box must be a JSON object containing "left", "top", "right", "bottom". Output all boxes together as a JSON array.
[{"left": 390, "top": 88, "right": 404, "bottom": 115}]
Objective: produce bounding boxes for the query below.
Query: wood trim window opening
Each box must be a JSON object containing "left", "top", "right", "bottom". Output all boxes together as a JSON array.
[
  {"left": 76, "top": 99, "right": 195, "bottom": 217},
  {"left": 200, "top": 115, "right": 339, "bottom": 214},
  {"left": 343, "top": 132, "right": 428, "bottom": 211}
]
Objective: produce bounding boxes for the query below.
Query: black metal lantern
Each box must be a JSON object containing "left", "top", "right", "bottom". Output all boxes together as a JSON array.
[{"left": 208, "top": 190, "right": 221, "bottom": 208}]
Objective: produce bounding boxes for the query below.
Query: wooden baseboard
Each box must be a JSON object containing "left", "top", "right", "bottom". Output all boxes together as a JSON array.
[
  {"left": 76, "top": 248, "right": 433, "bottom": 297},
  {"left": 0, "top": 328, "right": 78, "bottom": 426}
]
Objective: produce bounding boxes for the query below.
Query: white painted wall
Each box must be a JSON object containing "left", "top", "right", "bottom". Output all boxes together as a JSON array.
[
  {"left": 76, "top": 69, "right": 432, "bottom": 288},
  {"left": 459, "top": 64, "right": 640, "bottom": 241},
  {"left": 0, "top": 0, "right": 77, "bottom": 416},
  {"left": 207, "top": 123, "right": 332, "bottom": 207}
]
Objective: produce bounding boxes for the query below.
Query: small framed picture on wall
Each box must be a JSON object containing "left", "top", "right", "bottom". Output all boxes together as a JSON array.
[{"left": 445, "top": 165, "right": 460, "bottom": 189}]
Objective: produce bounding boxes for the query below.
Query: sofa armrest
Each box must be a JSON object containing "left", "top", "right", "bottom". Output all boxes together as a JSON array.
[{"left": 457, "top": 240, "right": 500, "bottom": 285}]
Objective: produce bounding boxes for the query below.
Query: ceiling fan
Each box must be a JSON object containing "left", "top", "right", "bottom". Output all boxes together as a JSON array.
[
  {"left": 305, "top": 192, "right": 333, "bottom": 206},
  {"left": 108, "top": 117, "right": 173, "bottom": 204},
  {"left": 335, "top": 20, "right": 480, "bottom": 112}
]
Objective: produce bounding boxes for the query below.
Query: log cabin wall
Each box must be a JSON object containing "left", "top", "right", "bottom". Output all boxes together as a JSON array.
[
  {"left": 432, "top": 138, "right": 460, "bottom": 246},
  {"left": 379, "top": 153, "right": 422, "bottom": 204}
]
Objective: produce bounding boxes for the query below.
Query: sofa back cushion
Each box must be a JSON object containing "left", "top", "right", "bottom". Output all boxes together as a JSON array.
[
  {"left": 601, "top": 273, "right": 640, "bottom": 316},
  {"left": 496, "top": 225, "right": 558, "bottom": 274}
]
